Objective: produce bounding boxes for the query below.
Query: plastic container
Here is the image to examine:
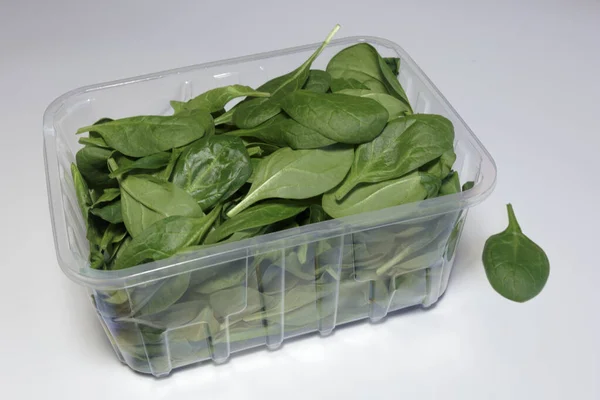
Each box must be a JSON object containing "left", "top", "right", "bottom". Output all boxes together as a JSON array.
[{"left": 43, "top": 36, "right": 496, "bottom": 376}]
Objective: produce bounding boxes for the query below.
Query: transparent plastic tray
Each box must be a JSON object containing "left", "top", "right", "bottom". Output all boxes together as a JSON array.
[{"left": 43, "top": 36, "right": 496, "bottom": 376}]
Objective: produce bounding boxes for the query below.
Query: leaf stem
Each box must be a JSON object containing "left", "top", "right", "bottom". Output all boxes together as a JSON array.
[{"left": 506, "top": 203, "right": 522, "bottom": 233}]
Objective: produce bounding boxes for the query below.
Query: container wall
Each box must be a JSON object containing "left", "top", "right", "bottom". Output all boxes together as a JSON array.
[{"left": 45, "top": 36, "right": 495, "bottom": 376}]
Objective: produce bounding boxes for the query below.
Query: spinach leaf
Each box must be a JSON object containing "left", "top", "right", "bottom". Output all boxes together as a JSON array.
[
  {"left": 99, "top": 223, "right": 127, "bottom": 251},
  {"left": 280, "top": 91, "right": 388, "bottom": 144},
  {"left": 91, "top": 188, "right": 121, "bottom": 207},
  {"left": 334, "top": 114, "right": 454, "bottom": 200},
  {"left": 323, "top": 172, "right": 441, "bottom": 218},
  {"left": 114, "top": 168, "right": 204, "bottom": 237},
  {"left": 226, "top": 145, "right": 354, "bottom": 217},
  {"left": 326, "top": 43, "right": 389, "bottom": 93},
  {"left": 438, "top": 171, "right": 460, "bottom": 196},
  {"left": 108, "top": 152, "right": 171, "bottom": 178},
  {"left": 377, "top": 54, "right": 411, "bottom": 109},
  {"left": 171, "top": 85, "right": 270, "bottom": 114},
  {"left": 330, "top": 78, "right": 371, "bottom": 92},
  {"left": 303, "top": 70, "right": 331, "bottom": 93},
  {"left": 114, "top": 207, "right": 220, "bottom": 270},
  {"left": 338, "top": 90, "right": 411, "bottom": 120},
  {"left": 462, "top": 181, "right": 475, "bottom": 191},
  {"left": 77, "top": 109, "right": 214, "bottom": 157},
  {"left": 482, "top": 204, "right": 550, "bottom": 302},
  {"left": 75, "top": 146, "right": 116, "bottom": 189},
  {"left": 205, "top": 201, "right": 307, "bottom": 244},
  {"left": 232, "top": 25, "right": 340, "bottom": 129},
  {"left": 383, "top": 57, "right": 400, "bottom": 76},
  {"left": 90, "top": 199, "right": 123, "bottom": 224},
  {"left": 130, "top": 273, "right": 191, "bottom": 316},
  {"left": 172, "top": 135, "right": 252, "bottom": 210},
  {"left": 71, "top": 163, "right": 105, "bottom": 252},
  {"left": 229, "top": 114, "right": 336, "bottom": 149},
  {"left": 421, "top": 149, "right": 457, "bottom": 180}
]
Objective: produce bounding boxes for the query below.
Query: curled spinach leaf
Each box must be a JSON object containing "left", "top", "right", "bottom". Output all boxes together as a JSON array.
[{"left": 171, "top": 85, "right": 270, "bottom": 114}]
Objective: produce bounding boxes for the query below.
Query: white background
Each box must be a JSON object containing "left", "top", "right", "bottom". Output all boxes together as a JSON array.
[{"left": 1, "top": 0, "right": 599, "bottom": 398}]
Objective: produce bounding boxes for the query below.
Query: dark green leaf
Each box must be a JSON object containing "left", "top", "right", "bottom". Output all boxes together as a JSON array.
[
  {"left": 172, "top": 135, "right": 252, "bottom": 210},
  {"left": 303, "top": 70, "right": 331, "bottom": 93},
  {"left": 108, "top": 152, "right": 172, "bottom": 178},
  {"left": 75, "top": 146, "right": 116, "bottom": 189},
  {"left": 205, "top": 201, "right": 307, "bottom": 244},
  {"left": 227, "top": 145, "right": 353, "bottom": 217},
  {"left": 334, "top": 114, "right": 454, "bottom": 200},
  {"left": 438, "top": 171, "right": 460, "bottom": 196},
  {"left": 482, "top": 204, "right": 550, "bottom": 302},
  {"left": 383, "top": 57, "right": 400, "bottom": 75},
  {"left": 114, "top": 207, "right": 220, "bottom": 270},
  {"left": 90, "top": 199, "right": 123, "bottom": 224},
  {"left": 280, "top": 91, "right": 388, "bottom": 144},
  {"left": 77, "top": 109, "right": 214, "bottom": 157},
  {"left": 462, "top": 181, "right": 475, "bottom": 191},
  {"left": 323, "top": 172, "right": 441, "bottom": 218},
  {"left": 171, "top": 85, "right": 270, "bottom": 114},
  {"left": 326, "top": 43, "right": 389, "bottom": 93}
]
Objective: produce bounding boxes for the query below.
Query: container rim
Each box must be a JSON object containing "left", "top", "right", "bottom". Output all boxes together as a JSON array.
[{"left": 43, "top": 35, "right": 497, "bottom": 290}]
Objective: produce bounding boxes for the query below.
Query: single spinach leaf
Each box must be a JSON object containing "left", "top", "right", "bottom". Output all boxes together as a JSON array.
[
  {"left": 71, "top": 163, "right": 105, "bottom": 249},
  {"left": 91, "top": 188, "right": 121, "bottom": 207},
  {"left": 205, "top": 201, "right": 307, "bottom": 244},
  {"left": 75, "top": 146, "right": 116, "bottom": 189},
  {"left": 172, "top": 135, "right": 252, "bottom": 210},
  {"left": 323, "top": 172, "right": 441, "bottom": 218},
  {"left": 130, "top": 273, "right": 191, "bottom": 316},
  {"left": 438, "top": 171, "right": 460, "bottom": 196},
  {"left": 171, "top": 85, "right": 270, "bottom": 114},
  {"left": 77, "top": 109, "right": 214, "bottom": 157},
  {"left": 108, "top": 152, "right": 172, "bottom": 178},
  {"left": 462, "top": 181, "right": 475, "bottom": 191},
  {"left": 329, "top": 78, "right": 371, "bottom": 92},
  {"left": 377, "top": 54, "right": 411, "bottom": 109},
  {"left": 383, "top": 57, "right": 400, "bottom": 76},
  {"left": 229, "top": 114, "right": 336, "bottom": 149},
  {"left": 326, "top": 43, "right": 389, "bottom": 93},
  {"left": 280, "top": 91, "right": 388, "bottom": 144},
  {"left": 421, "top": 149, "right": 457, "bottom": 180},
  {"left": 303, "top": 70, "right": 331, "bottom": 93},
  {"left": 334, "top": 114, "right": 454, "bottom": 200},
  {"left": 232, "top": 25, "right": 340, "bottom": 129},
  {"left": 114, "top": 207, "right": 220, "bottom": 270},
  {"left": 90, "top": 199, "right": 123, "bottom": 224},
  {"left": 482, "top": 204, "right": 549, "bottom": 302},
  {"left": 99, "top": 223, "right": 127, "bottom": 251},
  {"left": 227, "top": 145, "right": 354, "bottom": 217},
  {"left": 78, "top": 136, "right": 110, "bottom": 148},
  {"left": 338, "top": 90, "right": 411, "bottom": 120},
  {"left": 114, "top": 169, "right": 204, "bottom": 237}
]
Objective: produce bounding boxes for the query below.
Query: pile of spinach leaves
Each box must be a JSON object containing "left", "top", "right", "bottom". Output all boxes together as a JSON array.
[{"left": 71, "top": 25, "right": 547, "bottom": 373}]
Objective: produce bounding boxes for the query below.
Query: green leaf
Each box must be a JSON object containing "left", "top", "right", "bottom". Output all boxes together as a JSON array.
[
  {"left": 172, "top": 135, "right": 252, "bottom": 210},
  {"left": 76, "top": 109, "right": 214, "bottom": 157},
  {"left": 322, "top": 172, "right": 441, "bottom": 218},
  {"left": 330, "top": 78, "right": 371, "bottom": 92},
  {"left": 302, "top": 70, "right": 331, "bottom": 93},
  {"left": 171, "top": 85, "right": 270, "bottom": 114},
  {"left": 90, "top": 199, "right": 123, "bottom": 224},
  {"left": 334, "top": 114, "right": 454, "bottom": 200},
  {"left": 438, "top": 171, "right": 460, "bottom": 196},
  {"left": 75, "top": 146, "right": 116, "bottom": 189},
  {"left": 421, "top": 149, "right": 457, "bottom": 180},
  {"left": 130, "top": 273, "right": 191, "bottom": 316},
  {"left": 99, "top": 223, "right": 127, "bottom": 251},
  {"left": 115, "top": 171, "right": 204, "bottom": 237},
  {"left": 280, "top": 91, "right": 388, "bottom": 144},
  {"left": 114, "top": 207, "right": 220, "bottom": 270},
  {"left": 338, "top": 90, "right": 411, "bottom": 120},
  {"left": 326, "top": 43, "right": 389, "bottom": 93},
  {"left": 383, "top": 57, "right": 400, "bottom": 75},
  {"left": 91, "top": 188, "right": 121, "bottom": 207},
  {"left": 377, "top": 54, "right": 411, "bottom": 109},
  {"left": 228, "top": 114, "right": 336, "bottom": 149},
  {"left": 462, "top": 181, "right": 475, "bottom": 191},
  {"left": 108, "top": 152, "right": 172, "bottom": 178},
  {"left": 482, "top": 204, "right": 550, "bottom": 302},
  {"left": 205, "top": 201, "right": 307, "bottom": 244},
  {"left": 232, "top": 25, "right": 340, "bottom": 129},
  {"left": 226, "top": 145, "right": 354, "bottom": 217}
]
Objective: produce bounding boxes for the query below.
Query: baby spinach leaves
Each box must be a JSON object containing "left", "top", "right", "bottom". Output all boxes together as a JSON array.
[
  {"left": 482, "top": 204, "right": 550, "bottom": 302},
  {"left": 171, "top": 85, "right": 270, "bottom": 114}
]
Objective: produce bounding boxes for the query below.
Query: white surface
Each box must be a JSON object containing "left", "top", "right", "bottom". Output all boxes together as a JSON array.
[{"left": 1, "top": 0, "right": 599, "bottom": 398}]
